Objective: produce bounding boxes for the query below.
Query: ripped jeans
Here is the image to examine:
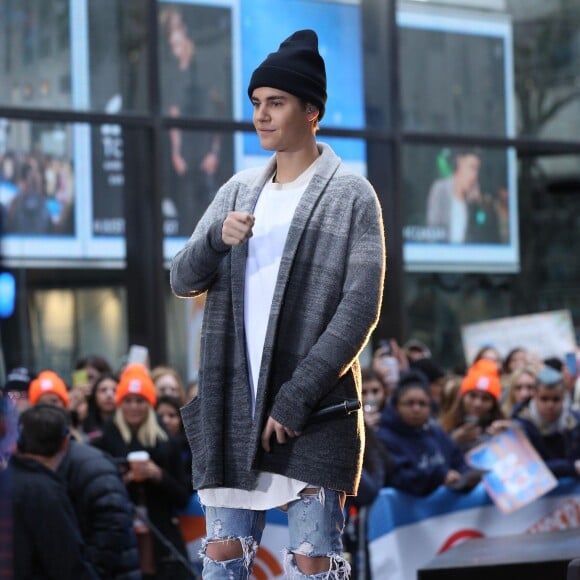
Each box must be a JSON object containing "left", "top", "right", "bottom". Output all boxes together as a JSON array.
[{"left": 201, "top": 488, "right": 350, "bottom": 579}]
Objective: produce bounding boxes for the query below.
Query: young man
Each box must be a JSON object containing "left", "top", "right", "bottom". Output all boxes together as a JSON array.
[
  {"left": 171, "top": 29, "right": 385, "bottom": 578},
  {"left": 513, "top": 366, "right": 580, "bottom": 479},
  {"left": 426, "top": 149, "right": 482, "bottom": 243}
]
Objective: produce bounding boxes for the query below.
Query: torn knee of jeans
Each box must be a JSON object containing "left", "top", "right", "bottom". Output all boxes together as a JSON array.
[
  {"left": 200, "top": 535, "right": 258, "bottom": 569},
  {"left": 299, "top": 486, "right": 325, "bottom": 506},
  {"left": 283, "top": 549, "right": 352, "bottom": 579}
]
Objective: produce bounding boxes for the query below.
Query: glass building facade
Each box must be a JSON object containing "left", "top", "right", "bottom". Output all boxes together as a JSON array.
[{"left": 0, "top": 0, "right": 579, "bottom": 381}]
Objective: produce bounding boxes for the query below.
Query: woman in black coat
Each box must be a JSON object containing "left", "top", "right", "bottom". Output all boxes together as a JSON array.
[{"left": 92, "top": 364, "right": 191, "bottom": 580}]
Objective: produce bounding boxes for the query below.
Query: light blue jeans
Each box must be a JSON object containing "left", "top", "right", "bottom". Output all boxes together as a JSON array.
[{"left": 200, "top": 488, "right": 350, "bottom": 579}]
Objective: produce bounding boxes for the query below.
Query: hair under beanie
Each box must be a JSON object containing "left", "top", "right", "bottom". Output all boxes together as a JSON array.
[
  {"left": 29, "top": 370, "right": 69, "bottom": 407},
  {"left": 247, "top": 29, "right": 327, "bottom": 120},
  {"left": 116, "top": 364, "right": 157, "bottom": 408},
  {"left": 460, "top": 358, "right": 502, "bottom": 402}
]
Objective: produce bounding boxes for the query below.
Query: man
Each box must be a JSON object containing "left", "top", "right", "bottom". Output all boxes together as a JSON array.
[
  {"left": 10, "top": 405, "right": 98, "bottom": 579},
  {"left": 171, "top": 29, "right": 385, "bottom": 578},
  {"left": 27, "top": 372, "right": 141, "bottom": 579},
  {"left": 426, "top": 148, "right": 483, "bottom": 243},
  {"left": 513, "top": 366, "right": 580, "bottom": 479}
]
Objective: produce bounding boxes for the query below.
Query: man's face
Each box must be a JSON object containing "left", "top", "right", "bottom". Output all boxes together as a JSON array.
[
  {"left": 251, "top": 87, "right": 312, "bottom": 152},
  {"left": 454, "top": 154, "right": 480, "bottom": 191},
  {"left": 169, "top": 28, "right": 189, "bottom": 60},
  {"left": 534, "top": 385, "right": 564, "bottom": 423}
]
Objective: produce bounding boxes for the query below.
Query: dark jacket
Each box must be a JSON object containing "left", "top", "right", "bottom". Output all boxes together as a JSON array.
[
  {"left": 514, "top": 400, "right": 580, "bottom": 478},
  {"left": 10, "top": 454, "right": 98, "bottom": 580},
  {"left": 92, "top": 422, "right": 191, "bottom": 578},
  {"left": 352, "top": 426, "right": 390, "bottom": 507},
  {"left": 58, "top": 440, "right": 141, "bottom": 579},
  {"left": 171, "top": 143, "right": 385, "bottom": 494},
  {"left": 377, "top": 404, "right": 468, "bottom": 496}
]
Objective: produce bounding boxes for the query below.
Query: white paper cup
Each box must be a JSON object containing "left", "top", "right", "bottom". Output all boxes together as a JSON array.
[{"left": 127, "top": 450, "right": 150, "bottom": 481}]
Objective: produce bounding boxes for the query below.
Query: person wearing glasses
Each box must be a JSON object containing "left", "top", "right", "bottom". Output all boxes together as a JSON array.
[{"left": 376, "top": 370, "right": 470, "bottom": 496}]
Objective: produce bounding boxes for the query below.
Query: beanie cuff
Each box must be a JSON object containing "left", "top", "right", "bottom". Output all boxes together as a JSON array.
[{"left": 248, "top": 66, "right": 326, "bottom": 113}]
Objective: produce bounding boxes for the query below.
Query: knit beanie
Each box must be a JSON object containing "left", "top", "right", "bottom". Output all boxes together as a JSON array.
[
  {"left": 116, "top": 364, "right": 156, "bottom": 408},
  {"left": 247, "top": 29, "right": 327, "bottom": 121},
  {"left": 460, "top": 358, "right": 502, "bottom": 402},
  {"left": 29, "top": 370, "right": 69, "bottom": 407}
]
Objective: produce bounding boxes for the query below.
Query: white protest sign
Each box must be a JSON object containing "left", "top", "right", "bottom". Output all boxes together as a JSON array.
[{"left": 461, "top": 309, "right": 576, "bottom": 365}]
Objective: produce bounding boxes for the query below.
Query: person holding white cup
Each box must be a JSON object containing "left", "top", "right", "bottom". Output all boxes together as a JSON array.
[{"left": 92, "top": 363, "right": 191, "bottom": 579}]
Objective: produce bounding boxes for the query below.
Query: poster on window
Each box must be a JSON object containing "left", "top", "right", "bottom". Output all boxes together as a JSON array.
[
  {"left": 0, "top": 118, "right": 85, "bottom": 261},
  {"left": 86, "top": 0, "right": 237, "bottom": 260},
  {"left": 398, "top": 8, "right": 519, "bottom": 273},
  {"left": 159, "top": 1, "right": 235, "bottom": 243}
]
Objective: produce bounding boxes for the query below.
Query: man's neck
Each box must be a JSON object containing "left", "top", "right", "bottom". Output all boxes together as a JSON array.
[
  {"left": 179, "top": 41, "right": 193, "bottom": 70},
  {"left": 274, "top": 141, "right": 319, "bottom": 184},
  {"left": 17, "top": 451, "right": 62, "bottom": 472}
]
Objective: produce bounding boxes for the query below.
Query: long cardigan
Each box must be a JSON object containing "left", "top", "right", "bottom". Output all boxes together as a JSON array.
[{"left": 171, "top": 142, "right": 385, "bottom": 495}]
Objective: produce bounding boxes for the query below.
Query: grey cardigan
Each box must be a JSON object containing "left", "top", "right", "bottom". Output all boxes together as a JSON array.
[{"left": 171, "top": 143, "right": 385, "bottom": 495}]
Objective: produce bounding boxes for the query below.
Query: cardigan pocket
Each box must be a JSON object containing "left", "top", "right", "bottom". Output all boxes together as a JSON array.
[{"left": 180, "top": 397, "right": 206, "bottom": 479}]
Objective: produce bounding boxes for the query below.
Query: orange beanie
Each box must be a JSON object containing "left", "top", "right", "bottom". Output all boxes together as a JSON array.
[
  {"left": 116, "top": 364, "right": 156, "bottom": 407},
  {"left": 29, "top": 370, "right": 70, "bottom": 407},
  {"left": 460, "top": 358, "right": 502, "bottom": 402}
]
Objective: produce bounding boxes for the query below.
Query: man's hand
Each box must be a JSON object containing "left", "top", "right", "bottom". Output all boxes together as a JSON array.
[
  {"left": 172, "top": 153, "right": 188, "bottom": 175},
  {"left": 200, "top": 151, "right": 219, "bottom": 175},
  {"left": 222, "top": 211, "right": 255, "bottom": 246},
  {"left": 261, "top": 416, "right": 302, "bottom": 452}
]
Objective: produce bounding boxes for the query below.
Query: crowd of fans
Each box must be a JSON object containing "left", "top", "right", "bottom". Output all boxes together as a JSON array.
[
  {"left": 346, "top": 339, "right": 580, "bottom": 577},
  {"left": 357, "top": 339, "right": 580, "bottom": 502},
  {"left": 0, "top": 355, "right": 198, "bottom": 579},
  {"left": 0, "top": 339, "right": 579, "bottom": 578}
]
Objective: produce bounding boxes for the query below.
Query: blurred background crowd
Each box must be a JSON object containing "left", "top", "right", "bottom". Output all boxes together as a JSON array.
[{"left": 0, "top": 339, "right": 578, "bottom": 578}]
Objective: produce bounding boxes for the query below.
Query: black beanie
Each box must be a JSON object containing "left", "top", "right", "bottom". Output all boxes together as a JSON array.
[{"left": 247, "top": 29, "right": 327, "bottom": 121}]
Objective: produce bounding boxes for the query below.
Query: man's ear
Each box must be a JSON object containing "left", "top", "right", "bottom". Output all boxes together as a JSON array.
[
  {"left": 306, "top": 105, "right": 319, "bottom": 122},
  {"left": 60, "top": 433, "right": 70, "bottom": 454}
]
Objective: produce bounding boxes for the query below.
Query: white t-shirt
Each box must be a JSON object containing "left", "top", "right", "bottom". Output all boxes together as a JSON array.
[
  {"left": 449, "top": 194, "right": 467, "bottom": 243},
  {"left": 199, "top": 158, "right": 320, "bottom": 510}
]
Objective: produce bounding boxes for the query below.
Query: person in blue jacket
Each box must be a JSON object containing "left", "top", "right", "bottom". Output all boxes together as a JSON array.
[
  {"left": 513, "top": 366, "right": 580, "bottom": 478},
  {"left": 377, "top": 370, "right": 471, "bottom": 496}
]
